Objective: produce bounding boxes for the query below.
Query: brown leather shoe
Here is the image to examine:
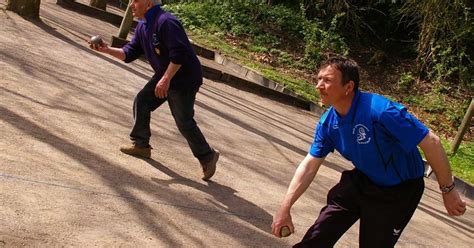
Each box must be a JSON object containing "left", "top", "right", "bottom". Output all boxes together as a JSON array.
[
  {"left": 120, "top": 144, "right": 151, "bottom": 158},
  {"left": 201, "top": 150, "right": 219, "bottom": 181}
]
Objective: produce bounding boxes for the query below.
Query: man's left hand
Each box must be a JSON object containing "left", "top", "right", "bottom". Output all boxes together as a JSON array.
[
  {"left": 155, "top": 77, "right": 170, "bottom": 98},
  {"left": 442, "top": 189, "right": 467, "bottom": 216}
]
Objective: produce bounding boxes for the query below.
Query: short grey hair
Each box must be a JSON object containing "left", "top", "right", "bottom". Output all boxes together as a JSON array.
[{"left": 150, "top": 0, "right": 162, "bottom": 5}]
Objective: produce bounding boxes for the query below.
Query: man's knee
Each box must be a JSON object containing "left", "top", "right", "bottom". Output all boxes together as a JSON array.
[
  {"left": 135, "top": 90, "right": 150, "bottom": 104},
  {"left": 175, "top": 118, "right": 196, "bottom": 131}
]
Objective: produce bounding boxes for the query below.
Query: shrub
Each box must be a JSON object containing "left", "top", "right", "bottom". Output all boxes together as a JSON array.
[
  {"left": 397, "top": 72, "right": 416, "bottom": 92},
  {"left": 399, "top": 0, "right": 474, "bottom": 87},
  {"left": 300, "top": 8, "right": 349, "bottom": 69},
  {"left": 165, "top": 1, "right": 349, "bottom": 70}
]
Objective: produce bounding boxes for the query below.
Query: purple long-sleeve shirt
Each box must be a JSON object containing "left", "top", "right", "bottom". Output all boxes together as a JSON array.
[{"left": 122, "top": 5, "right": 202, "bottom": 90}]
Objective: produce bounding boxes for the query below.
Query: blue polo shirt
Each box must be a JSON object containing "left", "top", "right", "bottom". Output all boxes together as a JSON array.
[
  {"left": 122, "top": 5, "right": 202, "bottom": 90},
  {"left": 309, "top": 91, "right": 429, "bottom": 186}
]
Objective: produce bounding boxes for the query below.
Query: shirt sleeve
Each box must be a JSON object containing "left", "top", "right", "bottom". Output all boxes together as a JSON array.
[
  {"left": 379, "top": 102, "right": 429, "bottom": 152},
  {"left": 309, "top": 122, "right": 334, "bottom": 158},
  {"left": 122, "top": 30, "right": 144, "bottom": 63},
  {"left": 159, "top": 18, "right": 189, "bottom": 65}
]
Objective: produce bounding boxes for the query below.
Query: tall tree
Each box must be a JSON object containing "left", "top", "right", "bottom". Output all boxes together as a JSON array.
[
  {"left": 90, "top": 0, "right": 107, "bottom": 10},
  {"left": 7, "top": 0, "right": 41, "bottom": 19}
]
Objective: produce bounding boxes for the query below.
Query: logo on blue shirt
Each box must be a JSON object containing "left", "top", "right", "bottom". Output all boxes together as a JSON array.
[{"left": 353, "top": 124, "right": 371, "bottom": 144}]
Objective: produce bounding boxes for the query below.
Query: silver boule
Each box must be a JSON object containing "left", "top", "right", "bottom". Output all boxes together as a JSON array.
[{"left": 90, "top": 35, "right": 103, "bottom": 45}]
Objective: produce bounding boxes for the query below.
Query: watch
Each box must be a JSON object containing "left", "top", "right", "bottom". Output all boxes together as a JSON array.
[{"left": 439, "top": 182, "right": 455, "bottom": 194}]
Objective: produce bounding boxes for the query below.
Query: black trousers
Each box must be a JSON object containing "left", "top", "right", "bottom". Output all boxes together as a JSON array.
[
  {"left": 130, "top": 75, "right": 214, "bottom": 162},
  {"left": 294, "top": 169, "right": 424, "bottom": 248}
]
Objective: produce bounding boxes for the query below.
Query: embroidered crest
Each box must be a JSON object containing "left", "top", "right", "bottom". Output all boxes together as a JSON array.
[
  {"left": 152, "top": 33, "right": 160, "bottom": 55},
  {"left": 352, "top": 124, "right": 371, "bottom": 144},
  {"left": 152, "top": 33, "right": 159, "bottom": 45}
]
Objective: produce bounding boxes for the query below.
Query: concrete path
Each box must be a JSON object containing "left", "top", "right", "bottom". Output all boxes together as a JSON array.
[{"left": 0, "top": 1, "right": 472, "bottom": 247}]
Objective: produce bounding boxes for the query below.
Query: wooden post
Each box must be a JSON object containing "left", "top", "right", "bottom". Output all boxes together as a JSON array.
[
  {"left": 117, "top": 3, "right": 133, "bottom": 39},
  {"left": 111, "top": 3, "right": 133, "bottom": 47},
  {"left": 89, "top": 0, "right": 106, "bottom": 10},
  {"left": 7, "top": 0, "right": 41, "bottom": 19},
  {"left": 450, "top": 99, "right": 474, "bottom": 154}
]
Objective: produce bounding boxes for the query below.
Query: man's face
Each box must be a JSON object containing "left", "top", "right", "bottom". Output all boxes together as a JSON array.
[
  {"left": 316, "top": 65, "right": 349, "bottom": 106},
  {"left": 130, "top": 0, "right": 151, "bottom": 19}
]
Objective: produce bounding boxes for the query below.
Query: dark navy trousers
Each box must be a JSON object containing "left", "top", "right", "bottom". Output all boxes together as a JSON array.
[
  {"left": 130, "top": 75, "right": 214, "bottom": 162},
  {"left": 294, "top": 169, "right": 424, "bottom": 248}
]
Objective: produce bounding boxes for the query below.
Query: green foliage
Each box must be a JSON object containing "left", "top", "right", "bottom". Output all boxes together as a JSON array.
[
  {"left": 165, "top": 1, "right": 266, "bottom": 37},
  {"left": 318, "top": 0, "right": 380, "bottom": 38},
  {"left": 421, "top": 92, "right": 446, "bottom": 114},
  {"left": 248, "top": 45, "right": 268, "bottom": 53},
  {"left": 260, "top": 67, "right": 318, "bottom": 102},
  {"left": 270, "top": 49, "right": 293, "bottom": 65},
  {"left": 254, "top": 34, "right": 280, "bottom": 48},
  {"left": 400, "top": 0, "right": 474, "bottom": 87},
  {"left": 397, "top": 72, "right": 416, "bottom": 92},
  {"left": 403, "top": 95, "right": 422, "bottom": 106},
  {"left": 417, "top": 91, "right": 469, "bottom": 131},
  {"left": 300, "top": 11, "right": 349, "bottom": 69},
  {"left": 165, "top": 1, "right": 349, "bottom": 69},
  {"left": 164, "top": 1, "right": 350, "bottom": 101},
  {"left": 448, "top": 99, "right": 472, "bottom": 128},
  {"left": 316, "top": 0, "right": 473, "bottom": 89},
  {"left": 441, "top": 140, "right": 474, "bottom": 185},
  {"left": 171, "top": 0, "right": 474, "bottom": 90}
]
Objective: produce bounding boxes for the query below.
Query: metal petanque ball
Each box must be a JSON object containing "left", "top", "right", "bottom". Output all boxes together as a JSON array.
[
  {"left": 90, "top": 35, "right": 103, "bottom": 45},
  {"left": 280, "top": 226, "right": 291, "bottom": 237}
]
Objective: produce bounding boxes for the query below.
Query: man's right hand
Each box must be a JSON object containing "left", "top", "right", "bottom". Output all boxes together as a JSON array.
[
  {"left": 89, "top": 40, "right": 109, "bottom": 53},
  {"left": 271, "top": 206, "right": 294, "bottom": 238},
  {"left": 271, "top": 154, "right": 324, "bottom": 238},
  {"left": 87, "top": 40, "right": 126, "bottom": 61},
  {"left": 442, "top": 188, "right": 467, "bottom": 216}
]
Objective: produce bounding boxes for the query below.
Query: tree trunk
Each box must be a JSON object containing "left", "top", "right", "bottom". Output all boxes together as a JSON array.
[
  {"left": 6, "top": 0, "right": 41, "bottom": 19},
  {"left": 90, "top": 0, "right": 106, "bottom": 11}
]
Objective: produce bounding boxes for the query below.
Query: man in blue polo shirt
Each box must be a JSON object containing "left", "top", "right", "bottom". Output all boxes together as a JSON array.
[
  {"left": 272, "top": 56, "right": 466, "bottom": 247},
  {"left": 89, "top": 0, "right": 219, "bottom": 181}
]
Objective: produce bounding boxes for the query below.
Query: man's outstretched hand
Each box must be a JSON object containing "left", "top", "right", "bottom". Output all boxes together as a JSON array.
[{"left": 89, "top": 38, "right": 109, "bottom": 53}]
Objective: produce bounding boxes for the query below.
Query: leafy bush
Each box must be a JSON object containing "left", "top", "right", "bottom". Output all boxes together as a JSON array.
[
  {"left": 397, "top": 72, "right": 416, "bottom": 92},
  {"left": 399, "top": 0, "right": 474, "bottom": 87},
  {"left": 300, "top": 10, "right": 349, "bottom": 69},
  {"left": 165, "top": 1, "right": 349, "bottom": 69},
  {"left": 270, "top": 49, "right": 293, "bottom": 65},
  {"left": 163, "top": 1, "right": 350, "bottom": 102},
  {"left": 421, "top": 92, "right": 446, "bottom": 114}
]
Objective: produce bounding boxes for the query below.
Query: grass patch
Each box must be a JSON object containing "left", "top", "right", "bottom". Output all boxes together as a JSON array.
[
  {"left": 442, "top": 140, "right": 474, "bottom": 185},
  {"left": 245, "top": 62, "right": 318, "bottom": 102},
  {"left": 187, "top": 29, "right": 319, "bottom": 102}
]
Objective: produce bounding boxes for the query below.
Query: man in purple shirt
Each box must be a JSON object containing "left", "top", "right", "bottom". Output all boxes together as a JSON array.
[{"left": 89, "top": 0, "right": 219, "bottom": 181}]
